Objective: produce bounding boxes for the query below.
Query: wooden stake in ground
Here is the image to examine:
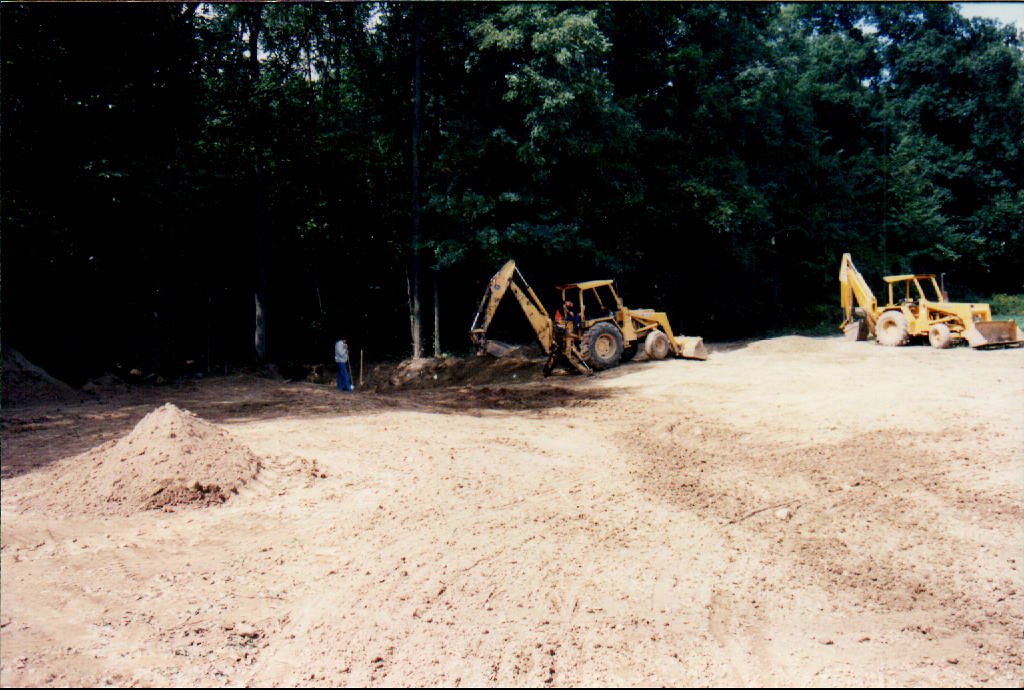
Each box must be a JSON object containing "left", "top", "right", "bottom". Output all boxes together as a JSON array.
[
  {"left": 725, "top": 500, "right": 800, "bottom": 525},
  {"left": 359, "top": 349, "right": 364, "bottom": 389}
]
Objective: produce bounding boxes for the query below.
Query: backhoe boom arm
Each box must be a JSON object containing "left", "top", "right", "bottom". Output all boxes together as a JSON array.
[
  {"left": 470, "top": 260, "right": 554, "bottom": 353},
  {"left": 839, "top": 253, "right": 878, "bottom": 333}
]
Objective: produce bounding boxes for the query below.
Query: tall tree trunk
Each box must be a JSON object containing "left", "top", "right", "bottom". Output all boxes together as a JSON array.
[
  {"left": 432, "top": 271, "right": 441, "bottom": 357},
  {"left": 206, "top": 293, "right": 213, "bottom": 374},
  {"left": 409, "top": 9, "right": 424, "bottom": 360},
  {"left": 247, "top": 6, "right": 268, "bottom": 364}
]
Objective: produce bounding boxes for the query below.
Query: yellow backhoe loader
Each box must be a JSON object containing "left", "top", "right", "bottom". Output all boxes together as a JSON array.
[
  {"left": 470, "top": 260, "right": 707, "bottom": 375},
  {"left": 839, "top": 253, "right": 1023, "bottom": 349}
]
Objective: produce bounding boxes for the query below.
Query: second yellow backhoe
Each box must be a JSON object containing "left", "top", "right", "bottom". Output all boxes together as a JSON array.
[
  {"left": 469, "top": 260, "right": 707, "bottom": 375},
  {"left": 839, "top": 253, "right": 1022, "bottom": 349}
]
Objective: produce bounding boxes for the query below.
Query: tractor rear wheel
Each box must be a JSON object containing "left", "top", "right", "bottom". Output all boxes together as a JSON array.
[
  {"left": 876, "top": 311, "right": 910, "bottom": 347},
  {"left": 928, "top": 322, "right": 952, "bottom": 349},
  {"left": 580, "top": 322, "right": 623, "bottom": 370},
  {"left": 644, "top": 330, "right": 671, "bottom": 360}
]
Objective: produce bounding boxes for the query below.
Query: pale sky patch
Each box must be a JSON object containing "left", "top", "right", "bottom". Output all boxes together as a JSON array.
[{"left": 957, "top": 2, "right": 1024, "bottom": 27}]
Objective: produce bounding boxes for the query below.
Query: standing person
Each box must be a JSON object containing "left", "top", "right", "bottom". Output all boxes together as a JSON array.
[{"left": 334, "top": 338, "right": 353, "bottom": 391}]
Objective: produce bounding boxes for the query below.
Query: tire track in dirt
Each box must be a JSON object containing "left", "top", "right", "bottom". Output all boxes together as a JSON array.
[
  {"left": 598, "top": 386, "right": 1023, "bottom": 686},
  {"left": 3, "top": 338, "right": 1021, "bottom": 686},
  {"left": 226, "top": 408, "right": 737, "bottom": 687}
]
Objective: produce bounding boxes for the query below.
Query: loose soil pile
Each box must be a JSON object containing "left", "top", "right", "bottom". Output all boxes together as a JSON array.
[
  {"left": 362, "top": 348, "right": 547, "bottom": 390},
  {"left": 0, "top": 347, "right": 83, "bottom": 406},
  {"left": 2, "top": 338, "right": 1022, "bottom": 687},
  {"left": 739, "top": 334, "right": 839, "bottom": 354},
  {"left": 81, "top": 372, "right": 132, "bottom": 394},
  {"left": 10, "top": 403, "right": 261, "bottom": 516}
]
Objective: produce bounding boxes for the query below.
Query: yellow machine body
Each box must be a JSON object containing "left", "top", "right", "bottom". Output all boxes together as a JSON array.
[
  {"left": 555, "top": 280, "right": 708, "bottom": 362},
  {"left": 470, "top": 260, "right": 706, "bottom": 376},
  {"left": 839, "top": 253, "right": 1023, "bottom": 349}
]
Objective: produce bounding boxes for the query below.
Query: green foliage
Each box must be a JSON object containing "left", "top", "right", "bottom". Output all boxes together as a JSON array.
[
  {"left": 2, "top": 2, "right": 1022, "bottom": 377},
  {"left": 989, "top": 294, "right": 1024, "bottom": 316}
]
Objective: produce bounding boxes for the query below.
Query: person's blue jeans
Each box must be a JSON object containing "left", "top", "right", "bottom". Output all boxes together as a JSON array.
[{"left": 337, "top": 362, "right": 352, "bottom": 391}]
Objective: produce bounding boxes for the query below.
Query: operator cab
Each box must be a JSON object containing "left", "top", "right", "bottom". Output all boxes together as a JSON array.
[
  {"left": 883, "top": 274, "right": 944, "bottom": 314},
  {"left": 556, "top": 279, "right": 622, "bottom": 326}
]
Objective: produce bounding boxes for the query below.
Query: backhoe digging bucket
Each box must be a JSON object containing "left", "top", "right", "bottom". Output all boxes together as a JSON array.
[
  {"left": 965, "top": 321, "right": 1024, "bottom": 349},
  {"left": 675, "top": 336, "right": 708, "bottom": 361},
  {"left": 844, "top": 320, "right": 869, "bottom": 341},
  {"left": 480, "top": 340, "right": 518, "bottom": 358}
]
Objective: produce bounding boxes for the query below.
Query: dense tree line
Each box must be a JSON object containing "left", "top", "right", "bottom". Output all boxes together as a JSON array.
[{"left": 2, "top": 3, "right": 1021, "bottom": 384}]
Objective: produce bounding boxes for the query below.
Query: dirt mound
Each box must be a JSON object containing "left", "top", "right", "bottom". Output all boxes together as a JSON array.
[
  {"left": 415, "top": 384, "right": 609, "bottom": 411},
  {"left": 81, "top": 372, "right": 133, "bottom": 394},
  {"left": 13, "top": 403, "right": 261, "bottom": 516},
  {"left": 739, "top": 334, "right": 840, "bottom": 354},
  {"left": 364, "top": 350, "right": 547, "bottom": 390},
  {"left": 1, "top": 346, "right": 83, "bottom": 406}
]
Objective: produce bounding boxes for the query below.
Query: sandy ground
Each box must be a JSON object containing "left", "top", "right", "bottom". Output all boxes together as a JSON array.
[{"left": 1, "top": 336, "right": 1022, "bottom": 687}]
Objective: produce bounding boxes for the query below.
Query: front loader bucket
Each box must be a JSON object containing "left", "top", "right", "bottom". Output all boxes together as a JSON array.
[
  {"left": 675, "top": 336, "right": 708, "bottom": 361},
  {"left": 965, "top": 321, "right": 1024, "bottom": 349}
]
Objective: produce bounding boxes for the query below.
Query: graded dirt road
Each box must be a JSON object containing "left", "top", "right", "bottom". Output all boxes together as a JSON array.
[{"left": 2, "top": 336, "right": 1022, "bottom": 687}]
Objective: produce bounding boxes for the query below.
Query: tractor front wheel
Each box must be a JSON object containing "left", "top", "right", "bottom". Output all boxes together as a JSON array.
[
  {"left": 644, "top": 330, "right": 671, "bottom": 360},
  {"left": 928, "top": 322, "right": 952, "bottom": 349},
  {"left": 581, "top": 322, "right": 624, "bottom": 370},
  {"left": 876, "top": 311, "right": 910, "bottom": 347}
]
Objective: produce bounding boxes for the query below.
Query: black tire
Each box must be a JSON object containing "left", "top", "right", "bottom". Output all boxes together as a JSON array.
[
  {"left": 620, "top": 344, "right": 638, "bottom": 362},
  {"left": 580, "top": 322, "right": 623, "bottom": 370},
  {"left": 928, "top": 323, "right": 952, "bottom": 349},
  {"left": 644, "top": 330, "right": 671, "bottom": 360},
  {"left": 876, "top": 310, "right": 909, "bottom": 347}
]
